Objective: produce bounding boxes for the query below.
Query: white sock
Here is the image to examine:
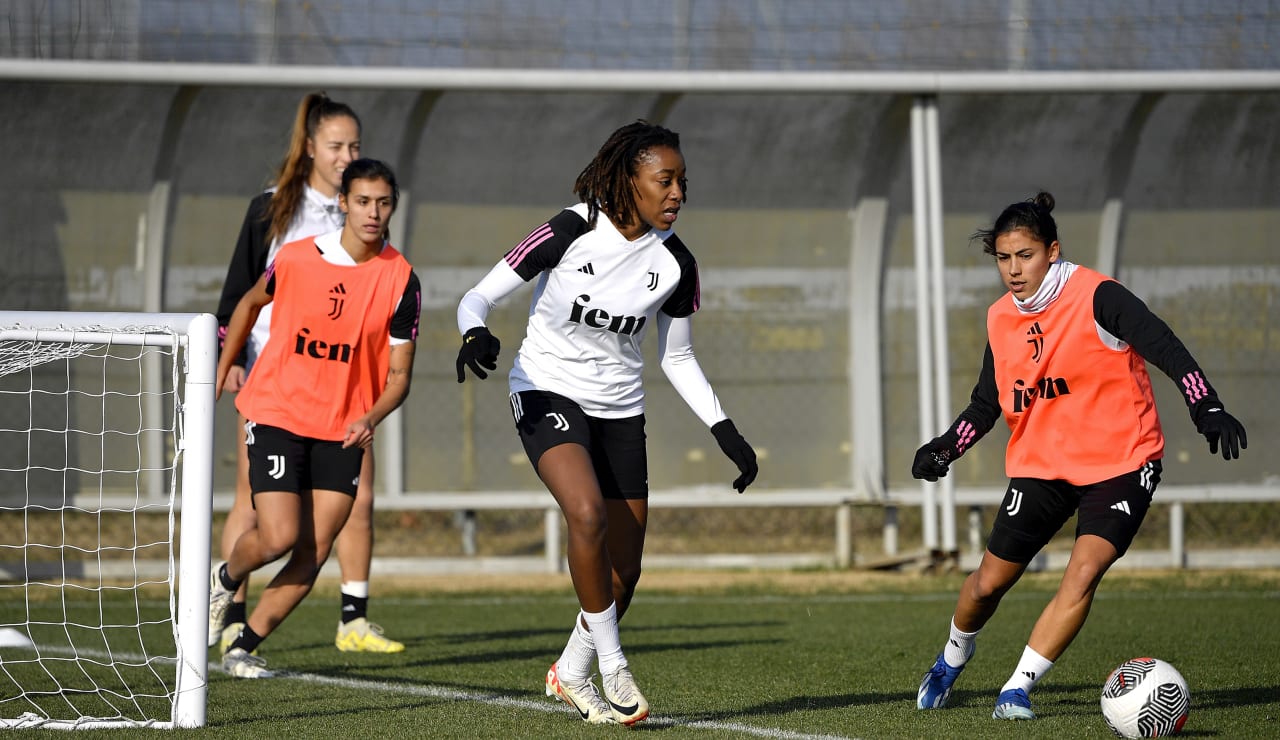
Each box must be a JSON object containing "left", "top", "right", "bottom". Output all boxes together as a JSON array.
[
  {"left": 1000, "top": 645, "right": 1054, "bottom": 694},
  {"left": 580, "top": 602, "right": 626, "bottom": 676},
  {"left": 341, "top": 581, "right": 369, "bottom": 598},
  {"left": 944, "top": 618, "right": 979, "bottom": 667},
  {"left": 555, "top": 613, "right": 596, "bottom": 684}
]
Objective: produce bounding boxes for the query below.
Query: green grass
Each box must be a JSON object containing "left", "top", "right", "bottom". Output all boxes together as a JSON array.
[{"left": 2, "top": 570, "right": 1279, "bottom": 738}]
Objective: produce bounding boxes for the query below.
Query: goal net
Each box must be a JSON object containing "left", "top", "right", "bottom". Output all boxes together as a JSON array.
[{"left": 0, "top": 312, "right": 215, "bottom": 729}]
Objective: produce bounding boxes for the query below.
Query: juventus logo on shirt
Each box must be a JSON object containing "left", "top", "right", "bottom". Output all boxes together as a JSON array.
[
  {"left": 1026, "top": 321, "right": 1044, "bottom": 362},
  {"left": 646, "top": 271, "right": 659, "bottom": 291},
  {"left": 329, "top": 283, "right": 347, "bottom": 320}
]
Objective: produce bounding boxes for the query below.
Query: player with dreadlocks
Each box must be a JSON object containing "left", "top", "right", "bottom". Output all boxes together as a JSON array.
[{"left": 454, "top": 120, "right": 759, "bottom": 725}]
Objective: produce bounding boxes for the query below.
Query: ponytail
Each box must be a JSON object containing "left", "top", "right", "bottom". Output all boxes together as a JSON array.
[{"left": 265, "top": 92, "right": 361, "bottom": 246}]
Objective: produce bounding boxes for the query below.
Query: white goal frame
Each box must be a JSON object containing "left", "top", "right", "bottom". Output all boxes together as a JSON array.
[{"left": 0, "top": 311, "right": 215, "bottom": 729}]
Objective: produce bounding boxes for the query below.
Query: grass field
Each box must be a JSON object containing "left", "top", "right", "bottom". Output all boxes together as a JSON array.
[{"left": 3, "top": 568, "right": 1279, "bottom": 738}]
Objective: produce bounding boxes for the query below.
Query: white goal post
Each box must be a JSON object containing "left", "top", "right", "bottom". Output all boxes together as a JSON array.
[{"left": 0, "top": 311, "right": 215, "bottom": 729}]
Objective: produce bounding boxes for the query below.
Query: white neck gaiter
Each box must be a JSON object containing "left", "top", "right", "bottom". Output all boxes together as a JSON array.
[{"left": 1011, "top": 259, "right": 1077, "bottom": 314}]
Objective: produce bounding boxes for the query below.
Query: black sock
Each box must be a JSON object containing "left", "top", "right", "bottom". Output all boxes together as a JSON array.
[
  {"left": 218, "top": 563, "right": 242, "bottom": 592},
  {"left": 231, "top": 624, "right": 264, "bottom": 654},
  {"left": 341, "top": 593, "right": 368, "bottom": 624},
  {"left": 227, "top": 600, "right": 247, "bottom": 626}
]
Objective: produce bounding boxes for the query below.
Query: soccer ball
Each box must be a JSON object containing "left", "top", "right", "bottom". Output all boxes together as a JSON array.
[{"left": 1100, "top": 657, "right": 1189, "bottom": 738}]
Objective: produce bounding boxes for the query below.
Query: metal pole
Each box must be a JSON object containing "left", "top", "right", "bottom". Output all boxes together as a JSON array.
[
  {"left": 910, "top": 97, "right": 938, "bottom": 554},
  {"left": 924, "top": 100, "right": 957, "bottom": 559},
  {"left": 174, "top": 313, "right": 216, "bottom": 728}
]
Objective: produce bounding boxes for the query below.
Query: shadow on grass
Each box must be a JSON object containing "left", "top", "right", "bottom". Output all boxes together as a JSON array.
[
  {"left": 210, "top": 696, "right": 432, "bottom": 728},
  {"left": 646, "top": 680, "right": 1280, "bottom": 736},
  {"left": 438, "top": 619, "right": 785, "bottom": 645},
  {"left": 1187, "top": 684, "right": 1280, "bottom": 710}
]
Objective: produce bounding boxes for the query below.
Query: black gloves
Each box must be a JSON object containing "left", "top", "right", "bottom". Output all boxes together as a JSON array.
[
  {"left": 911, "top": 438, "right": 953, "bottom": 482},
  {"left": 1194, "top": 404, "right": 1247, "bottom": 460},
  {"left": 455, "top": 327, "right": 501, "bottom": 382},
  {"left": 711, "top": 419, "right": 757, "bottom": 493}
]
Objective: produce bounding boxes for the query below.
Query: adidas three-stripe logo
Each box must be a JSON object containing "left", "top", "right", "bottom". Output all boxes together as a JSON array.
[
  {"left": 577, "top": 263, "right": 595, "bottom": 275},
  {"left": 1110, "top": 500, "right": 1131, "bottom": 515}
]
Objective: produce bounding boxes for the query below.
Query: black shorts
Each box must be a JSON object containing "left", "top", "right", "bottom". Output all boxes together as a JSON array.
[
  {"left": 986, "top": 460, "right": 1162, "bottom": 563},
  {"left": 244, "top": 421, "right": 363, "bottom": 497},
  {"left": 510, "top": 390, "right": 648, "bottom": 500}
]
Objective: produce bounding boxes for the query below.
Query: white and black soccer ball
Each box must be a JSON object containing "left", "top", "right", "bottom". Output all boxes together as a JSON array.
[{"left": 1100, "top": 657, "right": 1190, "bottom": 738}]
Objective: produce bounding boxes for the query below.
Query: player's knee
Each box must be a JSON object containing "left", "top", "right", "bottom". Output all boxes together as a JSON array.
[
  {"left": 301, "top": 559, "right": 324, "bottom": 586},
  {"left": 312, "top": 539, "right": 335, "bottom": 564},
  {"left": 258, "top": 540, "right": 291, "bottom": 563},
  {"left": 967, "top": 569, "right": 1016, "bottom": 603},
  {"left": 562, "top": 501, "right": 608, "bottom": 540},
  {"left": 613, "top": 563, "right": 642, "bottom": 596},
  {"left": 346, "top": 500, "right": 374, "bottom": 529},
  {"left": 1060, "top": 562, "right": 1110, "bottom": 599},
  {"left": 277, "top": 556, "right": 322, "bottom": 592},
  {"left": 258, "top": 528, "right": 301, "bottom": 563}
]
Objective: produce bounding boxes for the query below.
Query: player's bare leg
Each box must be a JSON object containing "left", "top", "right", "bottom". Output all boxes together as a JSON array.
[
  {"left": 214, "top": 416, "right": 256, "bottom": 648},
  {"left": 336, "top": 449, "right": 374, "bottom": 583},
  {"left": 221, "top": 488, "right": 353, "bottom": 678},
  {"left": 216, "top": 488, "right": 301, "bottom": 676},
  {"left": 954, "top": 550, "right": 1026, "bottom": 632},
  {"left": 333, "top": 450, "right": 403, "bottom": 652},
  {"left": 537, "top": 444, "right": 626, "bottom": 724},
  {"left": 223, "top": 490, "right": 302, "bottom": 596},
  {"left": 919, "top": 550, "right": 1025, "bottom": 709},
  {"left": 246, "top": 489, "right": 351, "bottom": 638},
  {"left": 993, "top": 536, "right": 1117, "bottom": 720},
  {"left": 598, "top": 496, "right": 650, "bottom": 723},
  {"left": 1026, "top": 534, "right": 1117, "bottom": 660},
  {"left": 604, "top": 498, "right": 647, "bottom": 619},
  {"left": 539, "top": 444, "right": 613, "bottom": 613}
]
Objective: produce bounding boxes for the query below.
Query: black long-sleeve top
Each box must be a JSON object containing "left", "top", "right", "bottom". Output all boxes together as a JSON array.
[{"left": 937, "top": 279, "right": 1222, "bottom": 456}]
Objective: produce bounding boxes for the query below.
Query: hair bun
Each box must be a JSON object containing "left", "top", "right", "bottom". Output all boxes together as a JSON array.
[{"left": 1032, "top": 191, "right": 1055, "bottom": 212}]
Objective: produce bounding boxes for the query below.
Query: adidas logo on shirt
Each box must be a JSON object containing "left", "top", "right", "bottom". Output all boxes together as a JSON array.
[
  {"left": 328, "top": 283, "right": 347, "bottom": 319},
  {"left": 577, "top": 263, "right": 595, "bottom": 275},
  {"left": 1110, "top": 501, "right": 1131, "bottom": 515}
]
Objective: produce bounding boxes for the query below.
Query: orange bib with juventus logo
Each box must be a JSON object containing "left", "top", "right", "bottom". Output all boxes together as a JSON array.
[
  {"left": 237, "top": 237, "right": 412, "bottom": 441},
  {"left": 987, "top": 266, "right": 1163, "bottom": 485}
]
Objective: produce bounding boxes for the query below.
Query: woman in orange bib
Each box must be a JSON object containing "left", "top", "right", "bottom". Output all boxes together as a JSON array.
[
  {"left": 211, "top": 158, "right": 421, "bottom": 678},
  {"left": 912, "top": 192, "right": 1246, "bottom": 721},
  {"left": 214, "top": 93, "right": 406, "bottom": 657}
]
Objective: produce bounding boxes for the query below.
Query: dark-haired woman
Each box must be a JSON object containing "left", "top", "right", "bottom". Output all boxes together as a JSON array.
[
  {"left": 455, "top": 121, "right": 758, "bottom": 725},
  {"left": 913, "top": 192, "right": 1246, "bottom": 720},
  {"left": 214, "top": 93, "right": 405, "bottom": 656},
  {"left": 212, "top": 159, "right": 420, "bottom": 678}
]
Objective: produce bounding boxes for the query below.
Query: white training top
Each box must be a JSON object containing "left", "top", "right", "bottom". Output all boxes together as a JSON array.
[
  {"left": 245, "top": 185, "right": 345, "bottom": 370},
  {"left": 458, "top": 203, "right": 727, "bottom": 426}
]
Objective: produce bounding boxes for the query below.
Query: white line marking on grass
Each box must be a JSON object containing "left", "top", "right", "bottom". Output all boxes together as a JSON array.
[
  {"left": 33, "top": 646, "right": 853, "bottom": 738},
  {"left": 238, "top": 668, "right": 856, "bottom": 740}
]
